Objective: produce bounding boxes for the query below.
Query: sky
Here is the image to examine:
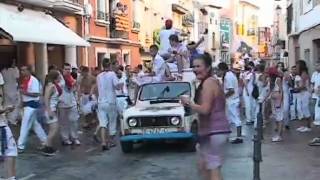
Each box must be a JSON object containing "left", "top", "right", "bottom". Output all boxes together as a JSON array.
[{"left": 202, "top": 0, "right": 287, "bottom": 27}]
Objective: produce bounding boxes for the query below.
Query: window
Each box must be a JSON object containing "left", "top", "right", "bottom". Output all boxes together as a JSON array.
[
  {"left": 123, "top": 53, "right": 130, "bottom": 65},
  {"left": 304, "top": 49, "right": 310, "bottom": 62},
  {"left": 97, "top": 0, "right": 107, "bottom": 20}
]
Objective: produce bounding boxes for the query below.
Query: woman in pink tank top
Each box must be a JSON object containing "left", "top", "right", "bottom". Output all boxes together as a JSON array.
[{"left": 181, "top": 53, "right": 230, "bottom": 180}]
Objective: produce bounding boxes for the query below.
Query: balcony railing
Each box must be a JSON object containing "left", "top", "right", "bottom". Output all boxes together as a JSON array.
[
  {"left": 133, "top": 21, "right": 141, "bottom": 30},
  {"left": 53, "top": 0, "right": 83, "bottom": 13},
  {"left": 110, "top": 30, "right": 129, "bottom": 39}
]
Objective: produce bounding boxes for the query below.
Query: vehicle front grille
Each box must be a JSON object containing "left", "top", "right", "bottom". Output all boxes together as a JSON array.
[{"left": 139, "top": 117, "right": 171, "bottom": 127}]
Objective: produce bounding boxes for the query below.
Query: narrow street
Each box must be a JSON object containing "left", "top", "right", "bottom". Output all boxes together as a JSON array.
[{"left": 2, "top": 120, "right": 319, "bottom": 180}]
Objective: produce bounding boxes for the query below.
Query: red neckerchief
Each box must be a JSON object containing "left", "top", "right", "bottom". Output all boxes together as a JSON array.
[
  {"left": 63, "top": 74, "right": 75, "bottom": 90},
  {"left": 53, "top": 82, "right": 62, "bottom": 96},
  {"left": 21, "top": 75, "right": 31, "bottom": 93}
]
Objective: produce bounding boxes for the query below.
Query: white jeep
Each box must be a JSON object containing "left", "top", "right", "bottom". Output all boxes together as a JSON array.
[{"left": 120, "top": 70, "right": 199, "bottom": 153}]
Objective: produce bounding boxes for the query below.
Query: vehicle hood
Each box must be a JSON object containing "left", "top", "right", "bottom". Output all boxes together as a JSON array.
[{"left": 124, "top": 104, "right": 185, "bottom": 117}]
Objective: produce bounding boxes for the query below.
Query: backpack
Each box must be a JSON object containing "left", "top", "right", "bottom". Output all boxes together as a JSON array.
[{"left": 251, "top": 72, "right": 259, "bottom": 99}]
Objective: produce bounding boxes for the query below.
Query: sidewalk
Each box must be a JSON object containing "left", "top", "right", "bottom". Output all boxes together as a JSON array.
[{"left": 224, "top": 120, "right": 320, "bottom": 180}]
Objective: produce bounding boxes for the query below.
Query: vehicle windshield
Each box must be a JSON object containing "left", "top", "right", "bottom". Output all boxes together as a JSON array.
[{"left": 139, "top": 82, "right": 191, "bottom": 101}]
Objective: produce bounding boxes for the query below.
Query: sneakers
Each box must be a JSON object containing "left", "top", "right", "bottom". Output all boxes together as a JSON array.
[
  {"left": 18, "top": 148, "right": 24, "bottom": 154},
  {"left": 230, "top": 137, "right": 244, "bottom": 144},
  {"left": 40, "top": 146, "right": 57, "bottom": 156},
  {"left": 313, "top": 121, "right": 320, "bottom": 126},
  {"left": 73, "top": 139, "right": 81, "bottom": 146},
  {"left": 296, "top": 126, "right": 312, "bottom": 133},
  {"left": 62, "top": 140, "right": 72, "bottom": 146},
  {"left": 309, "top": 137, "right": 320, "bottom": 146},
  {"left": 271, "top": 136, "right": 283, "bottom": 142}
]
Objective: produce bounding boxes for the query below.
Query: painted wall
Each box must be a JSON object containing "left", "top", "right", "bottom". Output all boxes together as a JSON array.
[{"left": 298, "top": 4, "right": 320, "bottom": 32}]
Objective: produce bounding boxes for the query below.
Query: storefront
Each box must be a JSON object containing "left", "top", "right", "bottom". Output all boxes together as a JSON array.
[{"left": 0, "top": 3, "right": 89, "bottom": 81}]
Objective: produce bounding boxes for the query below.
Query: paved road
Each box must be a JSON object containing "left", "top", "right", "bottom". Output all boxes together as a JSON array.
[{"left": 1, "top": 120, "right": 320, "bottom": 180}]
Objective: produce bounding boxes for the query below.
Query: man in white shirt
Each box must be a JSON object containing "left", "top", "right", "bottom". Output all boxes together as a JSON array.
[
  {"left": 167, "top": 34, "right": 190, "bottom": 75},
  {"left": 159, "top": 19, "right": 179, "bottom": 57},
  {"left": 243, "top": 62, "right": 256, "bottom": 125},
  {"left": 58, "top": 63, "right": 80, "bottom": 146},
  {"left": 149, "top": 45, "right": 166, "bottom": 82},
  {"left": 96, "top": 58, "right": 123, "bottom": 151},
  {"left": 17, "top": 65, "right": 47, "bottom": 153},
  {"left": 311, "top": 61, "right": 320, "bottom": 126},
  {"left": 218, "top": 62, "right": 243, "bottom": 144},
  {"left": 1, "top": 60, "right": 20, "bottom": 125}
]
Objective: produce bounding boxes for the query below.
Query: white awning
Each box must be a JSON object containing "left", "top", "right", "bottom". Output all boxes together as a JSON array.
[{"left": 0, "top": 3, "right": 90, "bottom": 47}]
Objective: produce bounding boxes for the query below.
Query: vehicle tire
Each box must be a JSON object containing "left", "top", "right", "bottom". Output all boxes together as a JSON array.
[
  {"left": 185, "top": 122, "right": 198, "bottom": 152},
  {"left": 121, "top": 141, "right": 133, "bottom": 153}
]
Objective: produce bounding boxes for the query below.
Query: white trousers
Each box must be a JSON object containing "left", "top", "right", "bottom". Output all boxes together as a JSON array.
[
  {"left": 243, "top": 93, "right": 257, "bottom": 123},
  {"left": 283, "top": 94, "right": 290, "bottom": 125},
  {"left": 97, "top": 102, "right": 118, "bottom": 136},
  {"left": 226, "top": 101, "right": 241, "bottom": 127},
  {"left": 296, "top": 91, "right": 311, "bottom": 119},
  {"left": 17, "top": 107, "right": 47, "bottom": 150},
  {"left": 58, "top": 106, "right": 80, "bottom": 141}
]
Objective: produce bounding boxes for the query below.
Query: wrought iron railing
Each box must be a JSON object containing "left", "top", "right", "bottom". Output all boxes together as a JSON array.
[{"left": 110, "top": 30, "right": 129, "bottom": 39}]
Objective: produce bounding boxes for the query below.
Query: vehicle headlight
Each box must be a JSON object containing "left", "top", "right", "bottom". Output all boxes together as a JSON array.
[
  {"left": 128, "top": 118, "right": 138, "bottom": 127},
  {"left": 170, "top": 117, "right": 180, "bottom": 126}
]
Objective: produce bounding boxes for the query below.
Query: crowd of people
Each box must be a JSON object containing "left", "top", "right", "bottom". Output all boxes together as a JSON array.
[{"left": 1, "top": 19, "right": 320, "bottom": 180}]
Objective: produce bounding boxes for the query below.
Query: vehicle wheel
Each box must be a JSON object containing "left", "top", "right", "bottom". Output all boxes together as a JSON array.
[
  {"left": 185, "top": 122, "right": 198, "bottom": 152},
  {"left": 121, "top": 141, "right": 133, "bottom": 153}
]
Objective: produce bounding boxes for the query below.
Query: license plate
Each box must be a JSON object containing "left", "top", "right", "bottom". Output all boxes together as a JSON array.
[{"left": 143, "top": 128, "right": 168, "bottom": 134}]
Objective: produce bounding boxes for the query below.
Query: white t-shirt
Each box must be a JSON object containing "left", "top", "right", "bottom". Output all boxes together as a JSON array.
[
  {"left": 243, "top": 71, "right": 254, "bottom": 94},
  {"left": 170, "top": 44, "right": 190, "bottom": 68},
  {"left": 116, "top": 75, "right": 128, "bottom": 96},
  {"left": 22, "top": 75, "right": 41, "bottom": 102},
  {"left": 97, "top": 71, "right": 120, "bottom": 104},
  {"left": 159, "top": 29, "right": 177, "bottom": 55},
  {"left": 152, "top": 54, "right": 166, "bottom": 82},
  {"left": 58, "top": 75, "right": 77, "bottom": 108},
  {"left": 294, "top": 75, "right": 301, "bottom": 89},
  {"left": 224, "top": 71, "right": 239, "bottom": 103},
  {"left": 311, "top": 71, "right": 320, "bottom": 98}
]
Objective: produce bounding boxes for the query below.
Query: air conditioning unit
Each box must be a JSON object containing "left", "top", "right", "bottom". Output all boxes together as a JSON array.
[{"left": 84, "top": 3, "right": 93, "bottom": 17}]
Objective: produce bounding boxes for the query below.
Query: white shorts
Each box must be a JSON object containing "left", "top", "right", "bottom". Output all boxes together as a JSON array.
[
  {"left": 0, "top": 126, "right": 17, "bottom": 157},
  {"left": 116, "top": 97, "right": 128, "bottom": 115},
  {"left": 97, "top": 102, "right": 117, "bottom": 129}
]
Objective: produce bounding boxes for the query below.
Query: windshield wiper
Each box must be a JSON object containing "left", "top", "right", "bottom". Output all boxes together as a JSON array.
[{"left": 176, "top": 90, "right": 189, "bottom": 97}]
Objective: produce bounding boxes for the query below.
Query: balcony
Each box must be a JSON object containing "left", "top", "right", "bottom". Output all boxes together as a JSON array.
[
  {"left": 109, "top": 13, "right": 130, "bottom": 39},
  {"left": 17, "top": 0, "right": 83, "bottom": 13},
  {"left": 110, "top": 30, "right": 129, "bottom": 39},
  {"left": 52, "top": 0, "right": 83, "bottom": 13},
  {"left": 16, "top": 0, "right": 55, "bottom": 7}
]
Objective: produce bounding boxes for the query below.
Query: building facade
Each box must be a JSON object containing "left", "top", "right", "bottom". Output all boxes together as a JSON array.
[
  {"left": 85, "top": 0, "right": 140, "bottom": 68},
  {"left": 0, "top": 0, "right": 88, "bottom": 81},
  {"left": 287, "top": 0, "right": 320, "bottom": 72}
]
